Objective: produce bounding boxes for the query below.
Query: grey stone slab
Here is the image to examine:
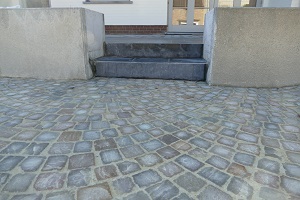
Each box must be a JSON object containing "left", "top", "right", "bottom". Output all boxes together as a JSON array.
[
  {"left": 113, "top": 177, "right": 134, "bottom": 194},
  {"left": 46, "top": 191, "right": 74, "bottom": 200},
  {"left": 123, "top": 191, "right": 150, "bottom": 200},
  {"left": 3, "top": 173, "right": 36, "bottom": 192},
  {"left": 199, "top": 167, "right": 230, "bottom": 186},
  {"left": 146, "top": 180, "right": 179, "bottom": 199},
  {"left": 0, "top": 156, "right": 24, "bottom": 171},
  {"left": 21, "top": 156, "right": 46, "bottom": 172},
  {"left": 133, "top": 170, "right": 162, "bottom": 188},
  {"left": 11, "top": 194, "right": 43, "bottom": 200},
  {"left": 198, "top": 185, "right": 233, "bottom": 200},
  {"left": 100, "top": 149, "right": 122, "bottom": 164},
  {"left": 175, "top": 172, "right": 206, "bottom": 192},
  {"left": 227, "top": 177, "right": 253, "bottom": 200},
  {"left": 175, "top": 155, "right": 204, "bottom": 172},
  {"left": 117, "top": 161, "right": 141, "bottom": 175},
  {"left": 68, "top": 169, "right": 91, "bottom": 187}
]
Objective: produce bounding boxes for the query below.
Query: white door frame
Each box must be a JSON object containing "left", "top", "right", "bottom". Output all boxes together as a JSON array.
[{"left": 167, "top": 0, "right": 214, "bottom": 33}]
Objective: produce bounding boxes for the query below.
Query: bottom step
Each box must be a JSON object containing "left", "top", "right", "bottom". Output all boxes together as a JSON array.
[{"left": 94, "top": 57, "right": 207, "bottom": 81}]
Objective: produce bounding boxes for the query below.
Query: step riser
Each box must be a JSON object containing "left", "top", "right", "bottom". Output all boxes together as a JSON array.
[
  {"left": 105, "top": 43, "right": 203, "bottom": 58},
  {"left": 95, "top": 62, "right": 207, "bottom": 81}
]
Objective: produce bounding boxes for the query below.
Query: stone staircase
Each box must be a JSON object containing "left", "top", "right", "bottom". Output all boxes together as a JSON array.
[{"left": 93, "top": 35, "right": 207, "bottom": 81}]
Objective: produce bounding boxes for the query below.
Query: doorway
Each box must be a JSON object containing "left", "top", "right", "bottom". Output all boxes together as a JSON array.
[{"left": 167, "top": 0, "right": 258, "bottom": 33}]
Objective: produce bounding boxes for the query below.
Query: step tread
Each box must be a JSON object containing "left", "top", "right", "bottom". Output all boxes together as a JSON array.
[{"left": 95, "top": 57, "right": 207, "bottom": 64}]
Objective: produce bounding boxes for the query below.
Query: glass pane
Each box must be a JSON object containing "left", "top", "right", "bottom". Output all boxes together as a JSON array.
[
  {"left": 194, "top": 8, "right": 209, "bottom": 25},
  {"left": 173, "top": 0, "right": 188, "bottom": 7},
  {"left": 241, "top": 0, "right": 257, "bottom": 7},
  {"left": 218, "top": 0, "right": 233, "bottom": 7},
  {"left": 172, "top": 8, "right": 188, "bottom": 25}
]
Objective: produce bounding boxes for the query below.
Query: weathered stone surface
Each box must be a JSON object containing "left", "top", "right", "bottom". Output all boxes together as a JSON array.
[
  {"left": 42, "top": 155, "right": 68, "bottom": 171},
  {"left": 100, "top": 149, "right": 122, "bottom": 164},
  {"left": 158, "top": 162, "right": 183, "bottom": 177},
  {"left": 0, "top": 156, "right": 24, "bottom": 171},
  {"left": 146, "top": 180, "right": 179, "bottom": 199},
  {"left": 258, "top": 158, "right": 280, "bottom": 174},
  {"left": 21, "top": 156, "right": 46, "bottom": 172},
  {"left": 113, "top": 177, "right": 134, "bottom": 194},
  {"left": 156, "top": 146, "right": 180, "bottom": 159},
  {"left": 48, "top": 143, "right": 74, "bottom": 154},
  {"left": 77, "top": 183, "right": 112, "bottom": 200},
  {"left": 121, "top": 145, "right": 145, "bottom": 158},
  {"left": 68, "top": 169, "right": 91, "bottom": 187},
  {"left": 175, "top": 172, "right": 206, "bottom": 192},
  {"left": 68, "top": 153, "right": 94, "bottom": 169},
  {"left": 136, "top": 153, "right": 162, "bottom": 167},
  {"left": 175, "top": 155, "right": 204, "bottom": 172},
  {"left": 227, "top": 177, "right": 253, "bottom": 200},
  {"left": 210, "top": 145, "right": 234, "bottom": 159},
  {"left": 34, "top": 172, "right": 66, "bottom": 190},
  {"left": 117, "top": 161, "right": 141, "bottom": 175},
  {"left": 94, "top": 165, "right": 118, "bottom": 181},
  {"left": 133, "top": 170, "right": 162, "bottom": 187},
  {"left": 227, "top": 163, "right": 250, "bottom": 178},
  {"left": 259, "top": 187, "right": 286, "bottom": 200},
  {"left": 281, "top": 176, "right": 300, "bottom": 197},
  {"left": 283, "top": 163, "right": 300, "bottom": 178},
  {"left": 198, "top": 185, "right": 233, "bottom": 200},
  {"left": 233, "top": 153, "right": 255, "bottom": 166},
  {"left": 94, "top": 138, "right": 117, "bottom": 151},
  {"left": 46, "top": 191, "right": 74, "bottom": 200},
  {"left": 206, "top": 155, "right": 230, "bottom": 169},
  {"left": 254, "top": 171, "right": 279, "bottom": 188},
  {"left": 199, "top": 167, "right": 230, "bottom": 186},
  {"left": 11, "top": 194, "right": 43, "bottom": 200},
  {"left": 123, "top": 191, "right": 150, "bottom": 200},
  {"left": 141, "top": 139, "right": 164, "bottom": 152},
  {"left": 3, "top": 173, "right": 36, "bottom": 192}
]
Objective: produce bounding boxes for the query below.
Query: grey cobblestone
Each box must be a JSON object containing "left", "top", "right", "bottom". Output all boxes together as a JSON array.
[{"left": 0, "top": 78, "right": 299, "bottom": 199}]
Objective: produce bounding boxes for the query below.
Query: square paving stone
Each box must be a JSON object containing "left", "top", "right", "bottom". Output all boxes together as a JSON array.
[
  {"left": 227, "top": 177, "right": 253, "bottom": 200},
  {"left": 100, "top": 149, "right": 122, "bottom": 164},
  {"left": 236, "top": 133, "right": 258, "bottom": 143},
  {"left": 209, "top": 145, "right": 234, "bottom": 159},
  {"left": 159, "top": 134, "right": 179, "bottom": 144},
  {"left": 283, "top": 163, "right": 300, "bottom": 178},
  {"left": 136, "top": 153, "right": 163, "bottom": 167},
  {"left": 131, "top": 132, "right": 151, "bottom": 142},
  {"left": 233, "top": 153, "right": 255, "bottom": 166},
  {"left": 102, "top": 128, "right": 119, "bottom": 138},
  {"left": 11, "top": 194, "right": 43, "bottom": 200},
  {"left": 201, "top": 132, "right": 218, "bottom": 141},
  {"left": 24, "top": 143, "right": 48, "bottom": 155},
  {"left": 198, "top": 185, "right": 233, "bottom": 200},
  {"left": 48, "top": 143, "right": 74, "bottom": 154},
  {"left": 206, "top": 155, "right": 230, "bottom": 170},
  {"left": 261, "top": 137, "right": 280, "bottom": 148},
  {"left": 175, "top": 155, "right": 204, "bottom": 172},
  {"left": 21, "top": 156, "right": 46, "bottom": 172},
  {"left": 117, "top": 161, "right": 141, "bottom": 175},
  {"left": 190, "top": 138, "right": 212, "bottom": 150},
  {"left": 141, "top": 139, "right": 164, "bottom": 152},
  {"left": 158, "top": 162, "right": 183, "bottom": 177},
  {"left": 281, "top": 141, "right": 300, "bottom": 152},
  {"left": 259, "top": 187, "right": 286, "bottom": 200},
  {"left": 174, "top": 131, "right": 194, "bottom": 140},
  {"left": 172, "top": 141, "right": 192, "bottom": 151},
  {"left": 220, "top": 128, "right": 237, "bottom": 137},
  {"left": 118, "top": 126, "right": 139, "bottom": 135},
  {"left": 68, "top": 169, "right": 91, "bottom": 187},
  {"left": 35, "top": 132, "right": 59, "bottom": 141},
  {"left": 0, "top": 173, "right": 9, "bottom": 186},
  {"left": 198, "top": 167, "right": 230, "bottom": 186},
  {"left": 0, "top": 156, "right": 24, "bottom": 171},
  {"left": 227, "top": 163, "right": 250, "bottom": 178},
  {"left": 94, "top": 165, "right": 118, "bottom": 181},
  {"left": 74, "top": 141, "right": 92, "bottom": 153},
  {"left": 120, "top": 145, "right": 144, "bottom": 158},
  {"left": 113, "top": 177, "right": 134, "bottom": 194},
  {"left": 237, "top": 143, "right": 260, "bottom": 155},
  {"left": 77, "top": 183, "right": 112, "bottom": 200},
  {"left": 157, "top": 146, "right": 180, "bottom": 159},
  {"left": 69, "top": 153, "right": 94, "bottom": 169},
  {"left": 58, "top": 131, "right": 81, "bottom": 142},
  {"left": 45, "top": 191, "right": 74, "bottom": 200},
  {"left": 133, "top": 169, "right": 162, "bottom": 188},
  {"left": 175, "top": 172, "right": 206, "bottom": 192},
  {"left": 146, "top": 180, "right": 179, "bottom": 199},
  {"left": 280, "top": 176, "right": 300, "bottom": 197},
  {"left": 116, "top": 136, "right": 134, "bottom": 147},
  {"left": 258, "top": 158, "right": 280, "bottom": 174},
  {"left": 83, "top": 131, "right": 101, "bottom": 140},
  {"left": 254, "top": 171, "right": 279, "bottom": 188},
  {"left": 34, "top": 172, "right": 66, "bottom": 191},
  {"left": 123, "top": 191, "right": 150, "bottom": 200},
  {"left": 13, "top": 130, "right": 40, "bottom": 141},
  {"left": 42, "top": 155, "right": 68, "bottom": 171},
  {"left": 94, "top": 138, "right": 117, "bottom": 151},
  {"left": 217, "top": 137, "right": 237, "bottom": 147},
  {"left": 147, "top": 129, "right": 164, "bottom": 137},
  {"left": 0, "top": 142, "right": 29, "bottom": 154},
  {"left": 3, "top": 173, "right": 35, "bottom": 192},
  {"left": 286, "top": 152, "right": 300, "bottom": 164}
]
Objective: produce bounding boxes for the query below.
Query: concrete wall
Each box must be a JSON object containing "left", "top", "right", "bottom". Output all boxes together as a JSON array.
[
  {"left": 203, "top": 8, "right": 300, "bottom": 87},
  {"left": 0, "top": 0, "right": 50, "bottom": 8},
  {"left": 0, "top": 8, "right": 105, "bottom": 80},
  {"left": 50, "top": 0, "right": 168, "bottom": 25}
]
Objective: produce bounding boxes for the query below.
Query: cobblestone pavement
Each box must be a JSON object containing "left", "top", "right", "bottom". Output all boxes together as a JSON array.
[{"left": 0, "top": 77, "right": 299, "bottom": 200}]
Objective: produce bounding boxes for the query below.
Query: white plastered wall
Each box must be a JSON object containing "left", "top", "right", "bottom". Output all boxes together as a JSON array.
[{"left": 50, "top": 0, "right": 168, "bottom": 25}]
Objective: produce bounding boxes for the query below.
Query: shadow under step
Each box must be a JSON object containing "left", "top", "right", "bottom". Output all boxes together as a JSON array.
[{"left": 94, "top": 57, "right": 207, "bottom": 81}]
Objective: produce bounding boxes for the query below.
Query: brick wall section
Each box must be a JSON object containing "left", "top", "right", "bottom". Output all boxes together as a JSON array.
[{"left": 105, "top": 25, "right": 168, "bottom": 34}]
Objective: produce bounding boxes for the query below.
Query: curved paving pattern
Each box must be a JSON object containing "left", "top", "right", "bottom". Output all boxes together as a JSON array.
[{"left": 0, "top": 77, "right": 299, "bottom": 200}]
